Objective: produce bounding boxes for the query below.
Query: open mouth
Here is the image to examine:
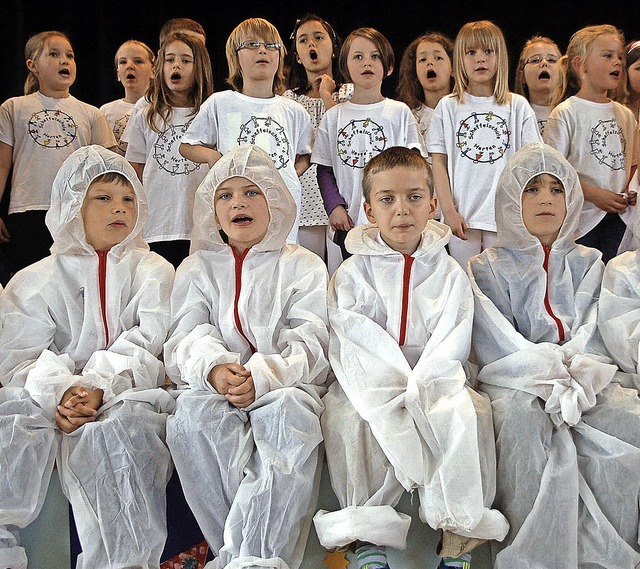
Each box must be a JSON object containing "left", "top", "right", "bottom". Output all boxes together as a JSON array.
[
  {"left": 426, "top": 70, "right": 437, "bottom": 79},
  {"left": 309, "top": 49, "right": 318, "bottom": 61},
  {"left": 126, "top": 73, "right": 135, "bottom": 80},
  {"left": 171, "top": 72, "right": 181, "bottom": 81},
  {"left": 232, "top": 215, "right": 253, "bottom": 224},
  {"left": 610, "top": 71, "right": 620, "bottom": 78},
  {"left": 538, "top": 71, "right": 550, "bottom": 80},
  {"left": 59, "top": 68, "right": 70, "bottom": 76}
]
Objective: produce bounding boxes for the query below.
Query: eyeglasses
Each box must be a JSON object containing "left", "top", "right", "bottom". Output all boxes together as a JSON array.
[
  {"left": 524, "top": 54, "right": 559, "bottom": 66},
  {"left": 235, "top": 41, "right": 282, "bottom": 52}
]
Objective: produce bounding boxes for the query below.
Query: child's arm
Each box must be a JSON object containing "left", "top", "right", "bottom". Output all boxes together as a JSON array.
[
  {"left": 317, "top": 75, "right": 338, "bottom": 110},
  {"left": 316, "top": 165, "right": 353, "bottom": 231},
  {"left": 431, "top": 153, "right": 467, "bottom": 239},
  {"left": 294, "top": 153, "right": 311, "bottom": 177},
  {"left": 579, "top": 179, "right": 628, "bottom": 213},
  {"left": 129, "top": 162, "right": 144, "bottom": 183},
  {"left": 0, "top": 141, "right": 12, "bottom": 243},
  {"left": 179, "top": 143, "right": 222, "bottom": 167}
]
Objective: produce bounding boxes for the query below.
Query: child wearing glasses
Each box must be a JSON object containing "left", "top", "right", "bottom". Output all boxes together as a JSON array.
[
  {"left": 180, "top": 18, "right": 313, "bottom": 244},
  {"left": 514, "top": 35, "right": 565, "bottom": 136}
]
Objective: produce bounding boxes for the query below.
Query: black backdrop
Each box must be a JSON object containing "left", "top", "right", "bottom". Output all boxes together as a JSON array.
[{"left": 3, "top": 0, "right": 640, "bottom": 109}]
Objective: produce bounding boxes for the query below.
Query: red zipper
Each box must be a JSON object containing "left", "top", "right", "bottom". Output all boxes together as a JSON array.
[
  {"left": 541, "top": 244, "right": 565, "bottom": 343},
  {"left": 399, "top": 253, "right": 415, "bottom": 346},
  {"left": 233, "top": 248, "right": 256, "bottom": 354},
  {"left": 97, "top": 250, "right": 110, "bottom": 346}
]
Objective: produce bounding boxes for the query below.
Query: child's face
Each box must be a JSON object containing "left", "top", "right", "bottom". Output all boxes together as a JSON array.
[
  {"left": 522, "top": 41, "right": 562, "bottom": 98},
  {"left": 236, "top": 35, "right": 280, "bottom": 84},
  {"left": 28, "top": 36, "right": 76, "bottom": 94},
  {"left": 347, "top": 36, "right": 389, "bottom": 89},
  {"left": 163, "top": 40, "right": 195, "bottom": 103},
  {"left": 577, "top": 33, "right": 623, "bottom": 94},
  {"left": 462, "top": 44, "right": 497, "bottom": 90},
  {"left": 415, "top": 40, "right": 452, "bottom": 99},
  {"left": 628, "top": 58, "right": 640, "bottom": 98},
  {"left": 521, "top": 173, "right": 566, "bottom": 246},
  {"left": 214, "top": 176, "right": 270, "bottom": 253},
  {"left": 295, "top": 20, "right": 333, "bottom": 75},
  {"left": 116, "top": 43, "right": 154, "bottom": 96},
  {"left": 364, "top": 166, "right": 436, "bottom": 255},
  {"left": 81, "top": 179, "right": 137, "bottom": 251}
]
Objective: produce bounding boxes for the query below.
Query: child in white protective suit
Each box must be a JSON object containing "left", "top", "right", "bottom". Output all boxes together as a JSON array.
[
  {"left": 468, "top": 142, "right": 640, "bottom": 568},
  {"left": 0, "top": 145, "right": 175, "bottom": 569},
  {"left": 314, "top": 146, "right": 509, "bottom": 569},
  {"left": 164, "top": 144, "right": 330, "bottom": 569}
]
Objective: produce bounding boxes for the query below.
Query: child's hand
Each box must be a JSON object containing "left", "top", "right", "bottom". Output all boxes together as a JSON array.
[
  {"left": 56, "top": 386, "right": 103, "bottom": 433},
  {"left": 226, "top": 374, "right": 256, "bottom": 409},
  {"left": 0, "top": 219, "right": 10, "bottom": 243},
  {"left": 316, "top": 74, "right": 336, "bottom": 98},
  {"left": 329, "top": 206, "right": 354, "bottom": 232},
  {"left": 444, "top": 209, "right": 468, "bottom": 240},
  {"left": 588, "top": 188, "right": 628, "bottom": 213},
  {"left": 208, "top": 363, "right": 250, "bottom": 395}
]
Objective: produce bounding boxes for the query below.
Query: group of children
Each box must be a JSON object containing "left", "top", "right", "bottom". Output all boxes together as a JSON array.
[{"left": 1, "top": 12, "right": 640, "bottom": 569}]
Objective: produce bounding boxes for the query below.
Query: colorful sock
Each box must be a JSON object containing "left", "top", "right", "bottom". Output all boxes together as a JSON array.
[
  {"left": 355, "top": 542, "right": 388, "bottom": 569},
  {"left": 439, "top": 553, "right": 471, "bottom": 569}
]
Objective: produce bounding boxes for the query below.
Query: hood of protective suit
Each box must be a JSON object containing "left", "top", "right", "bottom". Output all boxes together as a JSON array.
[
  {"left": 495, "top": 142, "right": 583, "bottom": 251},
  {"left": 190, "top": 144, "right": 297, "bottom": 253},
  {"left": 46, "top": 145, "right": 149, "bottom": 256},
  {"left": 345, "top": 219, "right": 451, "bottom": 261}
]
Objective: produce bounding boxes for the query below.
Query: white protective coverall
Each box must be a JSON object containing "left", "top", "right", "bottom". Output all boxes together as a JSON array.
[
  {"left": 469, "top": 142, "right": 640, "bottom": 568},
  {"left": 313, "top": 221, "right": 509, "bottom": 550},
  {"left": 164, "top": 144, "right": 330, "bottom": 569},
  {"left": 0, "top": 145, "right": 175, "bottom": 569}
]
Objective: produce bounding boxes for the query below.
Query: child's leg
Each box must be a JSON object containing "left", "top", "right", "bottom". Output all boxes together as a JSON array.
[
  {"left": 576, "top": 213, "right": 626, "bottom": 264},
  {"left": 447, "top": 230, "right": 482, "bottom": 269},
  {"left": 218, "top": 387, "right": 324, "bottom": 569},
  {"left": 480, "top": 230, "right": 497, "bottom": 250},
  {"left": 166, "top": 390, "right": 252, "bottom": 557},
  {"left": 58, "top": 396, "right": 172, "bottom": 569},
  {"left": 0, "top": 387, "right": 57, "bottom": 569},
  {"left": 313, "top": 382, "right": 410, "bottom": 552}
]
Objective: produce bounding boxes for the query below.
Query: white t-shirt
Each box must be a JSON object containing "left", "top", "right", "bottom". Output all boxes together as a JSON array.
[
  {"left": 126, "top": 106, "right": 208, "bottom": 243},
  {"left": 0, "top": 92, "right": 116, "bottom": 214},
  {"left": 312, "top": 98, "right": 425, "bottom": 227},
  {"left": 283, "top": 84, "right": 353, "bottom": 227},
  {"left": 426, "top": 92, "right": 541, "bottom": 232},
  {"left": 544, "top": 96, "right": 639, "bottom": 237},
  {"left": 529, "top": 103, "right": 551, "bottom": 137},
  {"left": 180, "top": 90, "right": 313, "bottom": 243},
  {"left": 413, "top": 103, "right": 436, "bottom": 146},
  {"left": 100, "top": 98, "right": 135, "bottom": 155}
]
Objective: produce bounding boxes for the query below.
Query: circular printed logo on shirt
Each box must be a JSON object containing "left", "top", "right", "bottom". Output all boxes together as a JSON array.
[
  {"left": 456, "top": 111, "right": 510, "bottom": 164},
  {"left": 237, "top": 116, "right": 290, "bottom": 169},
  {"left": 114, "top": 113, "right": 130, "bottom": 153},
  {"left": 153, "top": 121, "right": 202, "bottom": 176},
  {"left": 589, "top": 119, "right": 626, "bottom": 171},
  {"left": 28, "top": 109, "right": 78, "bottom": 148},
  {"left": 337, "top": 118, "right": 387, "bottom": 169}
]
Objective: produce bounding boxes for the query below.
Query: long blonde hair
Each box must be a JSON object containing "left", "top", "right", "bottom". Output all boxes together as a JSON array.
[
  {"left": 24, "top": 31, "right": 72, "bottom": 95},
  {"left": 225, "top": 18, "right": 286, "bottom": 94},
  {"left": 145, "top": 31, "right": 214, "bottom": 134},
  {"left": 560, "top": 24, "right": 625, "bottom": 102},
  {"left": 453, "top": 20, "right": 510, "bottom": 105}
]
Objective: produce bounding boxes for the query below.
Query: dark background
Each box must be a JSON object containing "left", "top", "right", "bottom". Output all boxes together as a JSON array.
[{"left": 3, "top": 1, "right": 640, "bottom": 108}]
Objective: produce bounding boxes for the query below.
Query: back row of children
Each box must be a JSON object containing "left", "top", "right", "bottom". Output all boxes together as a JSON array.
[
  {"left": 2, "top": 133, "right": 640, "bottom": 569},
  {"left": 2, "top": 16, "right": 639, "bottom": 278}
]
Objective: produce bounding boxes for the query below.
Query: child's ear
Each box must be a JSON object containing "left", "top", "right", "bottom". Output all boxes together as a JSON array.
[
  {"left": 26, "top": 59, "right": 38, "bottom": 74},
  {"left": 429, "top": 195, "right": 438, "bottom": 220},
  {"left": 386, "top": 65, "right": 394, "bottom": 78},
  {"left": 364, "top": 201, "right": 376, "bottom": 224}
]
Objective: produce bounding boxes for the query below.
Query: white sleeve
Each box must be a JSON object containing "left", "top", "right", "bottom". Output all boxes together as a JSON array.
[
  {"left": 402, "top": 105, "right": 427, "bottom": 156},
  {"left": 89, "top": 106, "right": 118, "bottom": 148},
  {"left": 311, "top": 110, "right": 334, "bottom": 167},
  {"left": 543, "top": 106, "right": 571, "bottom": 156},
  {"left": 425, "top": 99, "right": 447, "bottom": 155},
  {"left": 124, "top": 108, "right": 150, "bottom": 164},
  {"left": 293, "top": 105, "right": 313, "bottom": 156},
  {"left": 180, "top": 96, "right": 218, "bottom": 147}
]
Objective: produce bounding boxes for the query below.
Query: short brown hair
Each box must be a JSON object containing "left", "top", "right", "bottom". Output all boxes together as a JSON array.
[
  {"left": 362, "top": 147, "right": 433, "bottom": 203},
  {"left": 159, "top": 18, "right": 206, "bottom": 45},
  {"left": 339, "top": 27, "right": 394, "bottom": 82},
  {"left": 225, "top": 18, "right": 286, "bottom": 94},
  {"left": 89, "top": 172, "right": 133, "bottom": 189}
]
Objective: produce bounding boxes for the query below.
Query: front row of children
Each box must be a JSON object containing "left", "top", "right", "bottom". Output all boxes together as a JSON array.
[{"left": 1, "top": 141, "right": 640, "bottom": 569}]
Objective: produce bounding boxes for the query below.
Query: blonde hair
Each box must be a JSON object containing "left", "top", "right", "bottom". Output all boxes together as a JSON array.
[
  {"left": 514, "top": 35, "right": 565, "bottom": 107},
  {"left": 397, "top": 32, "right": 454, "bottom": 110},
  {"left": 339, "top": 27, "right": 395, "bottom": 83},
  {"left": 225, "top": 18, "right": 286, "bottom": 94},
  {"left": 113, "top": 40, "right": 155, "bottom": 71},
  {"left": 24, "top": 31, "right": 72, "bottom": 95},
  {"left": 453, "top": 20, "right": 510, "bottom": 105},
  {"left": 561, "top": 24, "right": 625, "bottom": 102},
  {"left": 145, "top": 31, "right": 214, "bottom": 134}
]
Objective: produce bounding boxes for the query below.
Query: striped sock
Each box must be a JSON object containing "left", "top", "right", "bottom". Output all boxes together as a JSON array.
[
  {"left": 355, "top": 542, "right": 388, "bottom": 569},
  {"left": 441, "top": 553, "right": 472, "bottom": 568}
]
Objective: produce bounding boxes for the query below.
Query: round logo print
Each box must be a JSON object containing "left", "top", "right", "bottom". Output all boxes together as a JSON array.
[
  {"left": 153, "top": 122, "right": 201, "bottom": 176},
  {"left": 456, "top": 111, "right": 510, "bottom": 164},
  {"left": 237, "top": 116, "right": 290, "bottom": 169},
  {"left": 28, "top": 109, "right": 77, "bottom": 148},
  {"left": 337, "top": 118, "right": 386, "bottom": 169},
  {"left": 589, "top": 119, "right": 626, "bottom": 171}
]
